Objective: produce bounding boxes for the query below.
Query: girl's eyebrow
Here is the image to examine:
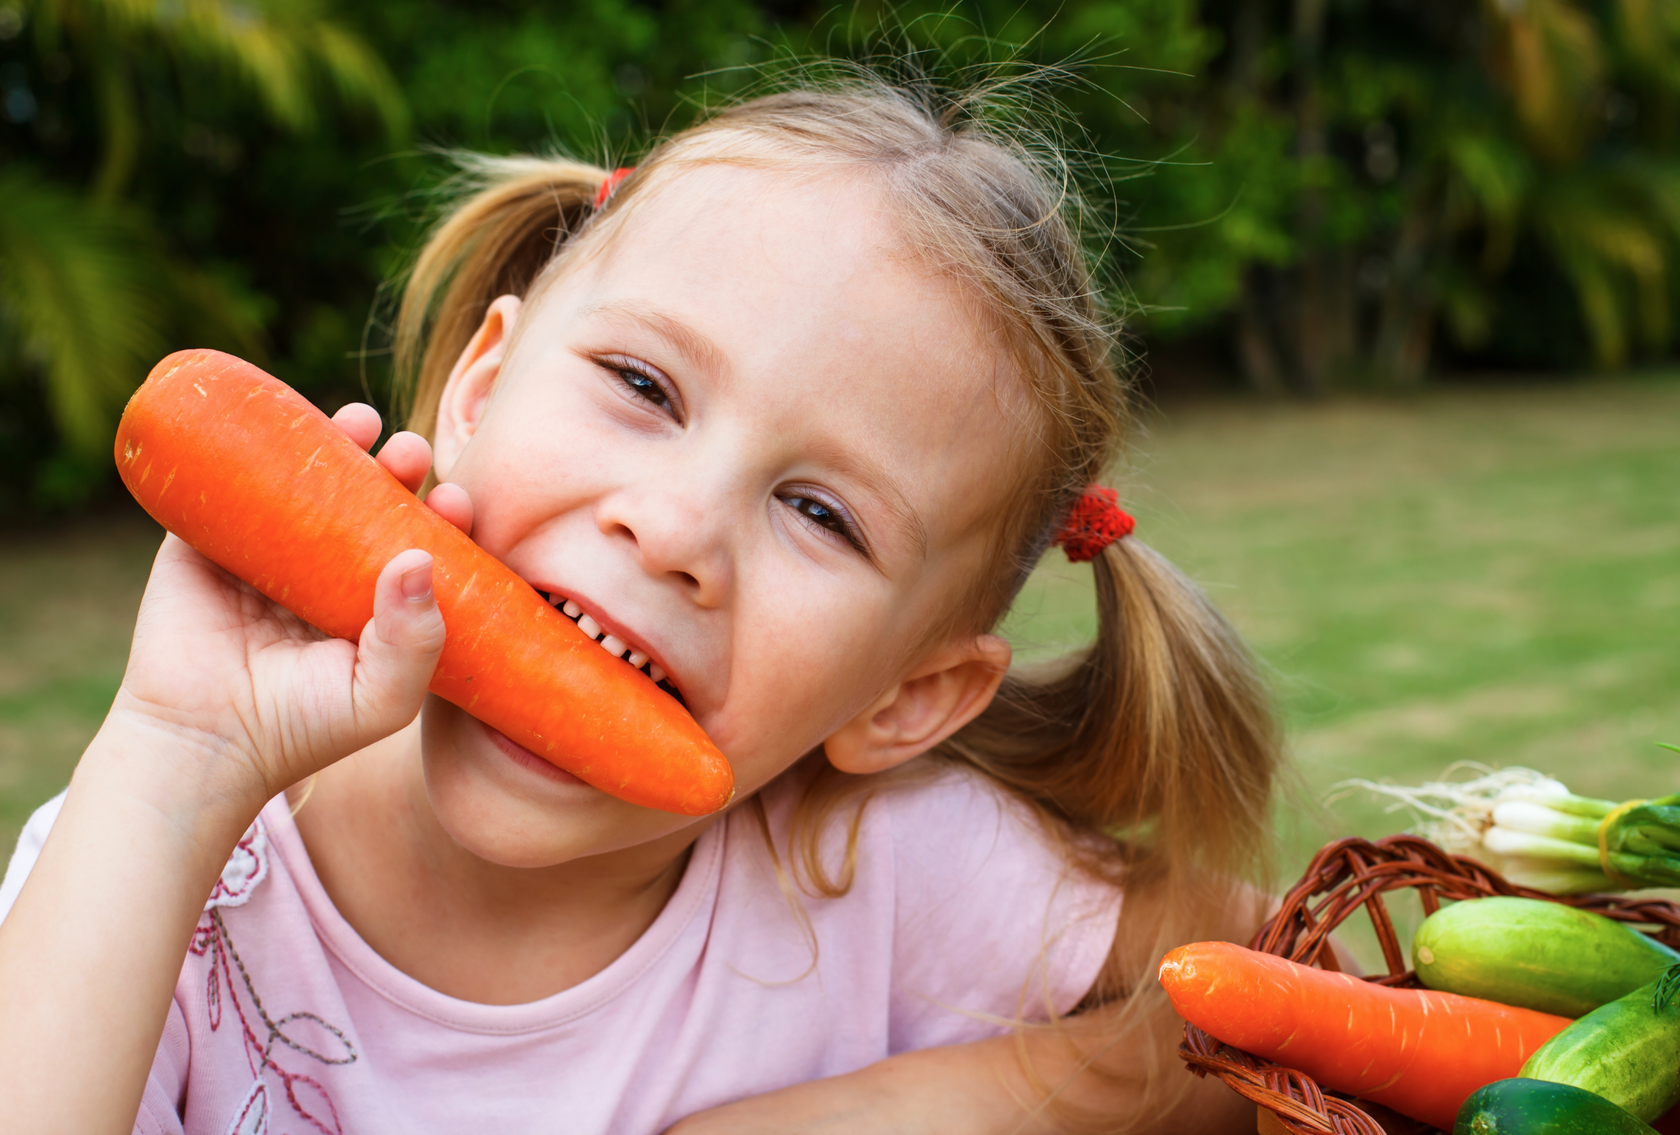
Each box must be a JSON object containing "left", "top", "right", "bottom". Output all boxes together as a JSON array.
[
  {"left": 804, "top": 439, "right": 929, "bottom": 562},
  {"left": 579, "top": 299, "right": 729, "bottom": 380}
]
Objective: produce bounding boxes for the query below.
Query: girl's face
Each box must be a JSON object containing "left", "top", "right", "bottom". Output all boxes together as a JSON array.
[{"left": 423, "top": 165, "right": 1024, "bottom": 867}]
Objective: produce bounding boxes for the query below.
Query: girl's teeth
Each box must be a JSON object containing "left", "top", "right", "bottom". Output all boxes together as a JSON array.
[{"left": 552, "top": 602, "right": 664, "bottom": 683}]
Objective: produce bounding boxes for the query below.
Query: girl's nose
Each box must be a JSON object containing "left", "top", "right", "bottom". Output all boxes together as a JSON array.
[{"left": 595, "top": 474, "right": 734, "bottom": 607}]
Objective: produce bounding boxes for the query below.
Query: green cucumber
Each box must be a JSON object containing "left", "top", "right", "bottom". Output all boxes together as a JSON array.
[
  {"left": 1520, "top": 966, "right": 1680, "bottom": 1122},
  {"left": 1455, "top": 1078, "right": 1658, "bottom": 1134},
  {"left": 1413, "top": 897, "right": 1680, "bottom": 1017}
]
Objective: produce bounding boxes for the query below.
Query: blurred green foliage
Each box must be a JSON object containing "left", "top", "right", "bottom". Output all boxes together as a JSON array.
[
  {"left": 0, "top": 0, "right": 768, "bottom": 511},
  {"left": 2, "top": 0, "right": 1678, "bottom": 515}
]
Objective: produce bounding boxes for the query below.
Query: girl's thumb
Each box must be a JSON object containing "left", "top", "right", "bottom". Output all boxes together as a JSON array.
[{"left": 351, "top": 550, "right": 448, "bottom": 741}]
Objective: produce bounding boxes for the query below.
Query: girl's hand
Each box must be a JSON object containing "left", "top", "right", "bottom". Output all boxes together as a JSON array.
[{"left": 103, "top": 405, "right": 471, "bottom": 818}]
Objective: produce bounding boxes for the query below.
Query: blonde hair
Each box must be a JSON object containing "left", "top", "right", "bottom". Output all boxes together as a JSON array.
[{"left": 392, "top": 79, "right": 1280, "bottom": 1131}]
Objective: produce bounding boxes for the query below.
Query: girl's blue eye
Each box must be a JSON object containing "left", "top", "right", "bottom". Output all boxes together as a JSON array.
[
  {"left": 618, "top": 367, "right": 671, "bottom": 409},
  {"left": 786, "top": 495, "right": 860, "bottom": 548}
]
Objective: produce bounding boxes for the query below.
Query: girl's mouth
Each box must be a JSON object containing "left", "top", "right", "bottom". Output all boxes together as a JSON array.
[
  {"left": 486, "top": 725, "right": 586, "bottom": 786},
  {"left": 535, "top": 589, "right": 685, "bottom": 706}
]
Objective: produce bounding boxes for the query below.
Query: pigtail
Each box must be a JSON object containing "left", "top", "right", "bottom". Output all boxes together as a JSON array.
[
  {"left": 945, "top": 537, "right": 1278, "bottom": 891},
  {"left": 392, "top": 156, "right": 611, "bottom": 439},
  {"left": 1083, "top": 535, "right": 1277, "bottom": 884},
  {"left": 939, "top": 537, "right": 1281, "bottom": 1131}
]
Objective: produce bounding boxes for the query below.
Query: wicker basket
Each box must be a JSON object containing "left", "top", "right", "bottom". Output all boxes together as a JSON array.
[{"left": 1177, "top": 835, "right": 1680, "bottom": 1135}]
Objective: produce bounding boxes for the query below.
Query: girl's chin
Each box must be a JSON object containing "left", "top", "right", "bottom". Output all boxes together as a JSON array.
[
  {"left": 420, "top": 712, "right": 624, "bottom": 868},
  {"left": 419, "top": 705, "right": 703, "bottom": 869},
  {"left": 483, "top": 723, "right": 588, "bottom": 787}
]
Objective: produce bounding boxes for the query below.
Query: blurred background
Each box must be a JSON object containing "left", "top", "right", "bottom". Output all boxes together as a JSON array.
[{"left": 1, "top": 0, "right": 1676, "bottom": 872}]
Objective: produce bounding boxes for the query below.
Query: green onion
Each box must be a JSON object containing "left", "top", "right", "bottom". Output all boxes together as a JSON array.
[
  {"left": 1333, "top": 757, "right": 1680, "bottom": 894},
  {"left": 1490, "top": 801, "right": 1604, "bottom": 844},
  {"left": 1492, "top": 855, "right": 1618, "bottom": 894},
  {"left": 1483, "top": 825, "right": 1606, "bottom": 868}
]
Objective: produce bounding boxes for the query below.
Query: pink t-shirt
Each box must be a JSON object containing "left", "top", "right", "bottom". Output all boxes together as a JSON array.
[{"left": 1, "top": 766, "right": 1121, "bottom": 1134}]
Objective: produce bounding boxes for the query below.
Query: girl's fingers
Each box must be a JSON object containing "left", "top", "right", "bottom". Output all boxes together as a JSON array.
[
  {"left": 331, "top": 403, "right": 382, "bottom": 452},
  {"left": 349, "top": 550, "right": 447, "bottom": 744},
  {"left": 332, "top": 407, "right": 432, "bottom": 494},
  {"left": 423, "top": 482, "right": 474, "bottom": 536},
  {"left": 375, "top": 431, "right": 434, "bottom": 495}
]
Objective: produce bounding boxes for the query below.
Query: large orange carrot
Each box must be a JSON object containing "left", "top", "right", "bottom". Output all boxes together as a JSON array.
[
  {"left": 114, "top": 349, "right": 734, "bottom": 816},
  {"left": 1159, "top": 941, "right": 1569, "bottom": 1131}
]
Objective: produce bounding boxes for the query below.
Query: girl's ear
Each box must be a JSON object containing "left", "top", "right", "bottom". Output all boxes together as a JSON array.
[
  {"left": 433, "top": 294, "right": 523, "bottom": 479},
  {"left": 824, "top": 635, "right": 1012, "bottom": 775}
]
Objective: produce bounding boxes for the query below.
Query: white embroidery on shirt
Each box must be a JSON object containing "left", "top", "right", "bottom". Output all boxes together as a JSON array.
[
  {"left": 223, "top": 1079, "right": 268, "bottom": 1135},
  {"left": 206, "top": 818, "right": 269, "bottom": 911}
]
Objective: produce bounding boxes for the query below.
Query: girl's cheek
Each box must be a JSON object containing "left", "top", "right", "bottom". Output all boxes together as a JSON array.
[
  {"left": 447, "top": 432, "right": 569, "bottom": 556},
  {"left": 723, "top": 604, "right": 891, "bottom": 765}
]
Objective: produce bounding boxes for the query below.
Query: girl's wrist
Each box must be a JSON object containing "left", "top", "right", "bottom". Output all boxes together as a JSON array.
[{"left": 81, "top": 697, "right": 274, "bottom": 843}]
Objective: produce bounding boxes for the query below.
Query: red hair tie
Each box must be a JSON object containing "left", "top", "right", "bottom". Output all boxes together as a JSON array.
[
  {"left": 593, "top": 167, "right": 635, "bottom": 209},
  {"left": 1053, "top": 486, "right": 1135, "bottom": 563}
]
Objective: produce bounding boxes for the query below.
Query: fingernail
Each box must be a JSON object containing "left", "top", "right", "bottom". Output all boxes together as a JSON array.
[{"left": 400, "top": 562, "right": 433, "bottom": 602}]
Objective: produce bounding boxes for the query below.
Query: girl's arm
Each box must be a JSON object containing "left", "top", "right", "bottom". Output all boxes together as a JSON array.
[
  {"left": 0, "top": 418, "right": 449, "bottom": 1135},
  {"left": 662, "top": 1004, "right": 1253, "bottom": 1135}
]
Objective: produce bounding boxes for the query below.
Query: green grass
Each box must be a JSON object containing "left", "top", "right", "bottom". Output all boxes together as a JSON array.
[
  {"left": 4, "top": 378, "right": 1679, "bottom": 896},
  {"left": 0, "top": 514, "right": 161, "bottom": 852}
]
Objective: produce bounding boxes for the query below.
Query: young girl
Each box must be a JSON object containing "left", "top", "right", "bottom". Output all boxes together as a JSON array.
[{"left": 0, "top": 80, "right": 1279, "bottom": 1134}]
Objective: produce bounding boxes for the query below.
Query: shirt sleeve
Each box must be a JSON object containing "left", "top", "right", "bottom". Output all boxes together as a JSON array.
[
  {"left": 1, "top": 790, "right": 190, "bottom": 1134},
  {"left": 0, "top": 790, "right": 66, "bottom": 925},
  {"left": 882, "top": 771, "right": 1123, "bottom": 1053},
  {"left": 132, "top": 1001, "right": 190, "bottom": 1135}
]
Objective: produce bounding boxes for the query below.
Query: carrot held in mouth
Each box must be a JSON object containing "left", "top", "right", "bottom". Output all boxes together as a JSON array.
[
  {"left": 114, "top": 348, "right": 735, "bottom": 816},
  {"left": 1158, "top": 941, "right": 1570, "bottom": 1131}
]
